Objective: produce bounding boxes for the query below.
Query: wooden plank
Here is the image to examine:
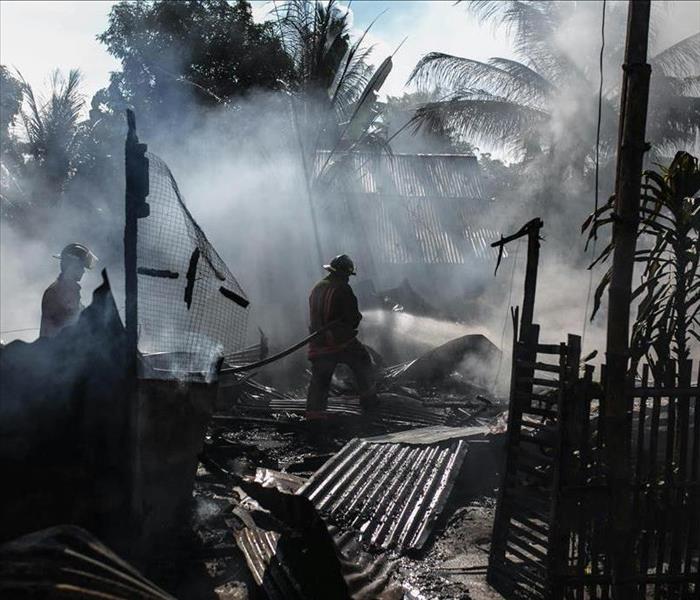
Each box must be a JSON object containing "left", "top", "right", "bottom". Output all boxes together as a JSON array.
[
  {"left": 516, "top": 359, "right": 561, "bottom": 373},
  {"left": 507, "top": 534, "right": 547, "bottom": 561},
  {"left": 517, "top": 445, "right": 554, "bottom": 467},
  {"left": 682, "top": 362, "right": 699, "bottom": 595},
  {"left": 536, "top": 344, "right": 562, "bottom": 355},
  {"left": 547, "top": 336, "right": 578, "bottom": 600},
  {"left": 509, "top": 513, "right": 550, "bottom": 538},
  {"left": 629, "top": 387, "right": 699, "bottom": 398},
  {"left": 654, "top": 361, "right": 677, "bottom": 600},
  {"left": 522, "top": 406, "right": 557, "bottom": 418},
  {"left": 505, "top": 542, "right": 547, "bottom": 568},
  {"left": 579, "top": 364, "right": 595, "bottom": 600},
  {"left": 636, "top": 364, "right": 652, "bottom": 594},
  {"left": 515, "top": 391, "right": 558, "bottom": 405},
  {"left": 516, "top": 461, "right": 550, "bottom": 481},
  {"left": 518, "top": 433, "right": 556, "bottom": 448},
  {"left": 510, "top": 520, "right": 549, "bottom": 547},
  {"left": 517, "top": 377, "right": 560, "bottom": 388},
  {"left": 507, "top": 487, "right": 551, "bottom": 513},
  {"left": 508, "top": 495, "right": 549, "bottom": 523},
  {"left": 669, "top": 360, "right": 692, "bottom": 586}
]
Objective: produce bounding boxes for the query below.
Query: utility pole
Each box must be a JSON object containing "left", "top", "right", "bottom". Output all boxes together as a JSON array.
[{"left": 605, "top": 2, "right": 651, "bottom": 597}]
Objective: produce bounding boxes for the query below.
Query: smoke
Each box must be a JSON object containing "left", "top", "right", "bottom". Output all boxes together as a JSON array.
[{"left": 1, "top": 1, "right": 696, "bottom": 381}]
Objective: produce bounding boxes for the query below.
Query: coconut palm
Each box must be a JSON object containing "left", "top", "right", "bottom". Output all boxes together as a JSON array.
[
  {"left": 274, "top": 0, "right": 392, "bottom": 160},
  {"left": 408, "top": 1, "right": 700, "bottom": 159},
  {"left": 16, "top": 69, "right": 90, "bottom": 205}
]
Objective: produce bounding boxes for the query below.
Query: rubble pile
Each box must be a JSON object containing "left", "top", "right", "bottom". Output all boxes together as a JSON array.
[{"left": 179, "top": 334, "right": 508, "bottom": 599}]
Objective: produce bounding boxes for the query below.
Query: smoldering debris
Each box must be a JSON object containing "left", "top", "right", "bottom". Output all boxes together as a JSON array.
[{"left": 177, "top": 327, "right": 508, "bottom": 599}]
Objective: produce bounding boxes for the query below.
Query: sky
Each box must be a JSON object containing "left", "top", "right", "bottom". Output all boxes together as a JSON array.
[
  {"left": 0, "top": 0, "right": 516, "bottom": 105},
  {"left": 2, "top": 1, "right": 699, "bottom": 107}
]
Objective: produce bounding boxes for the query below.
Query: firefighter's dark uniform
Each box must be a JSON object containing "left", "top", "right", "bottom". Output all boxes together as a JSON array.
[
  {"left": 40, "top": 275, "right": 82, "bottom": 338},
  {"left": 306, "top": 273, "right": 375, "bottom": 412}
]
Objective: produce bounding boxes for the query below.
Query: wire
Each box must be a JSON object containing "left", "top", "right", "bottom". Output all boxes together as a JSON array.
[
  {"left": 582, "top": 0, "right": 607, "bottom": 350},
  {"left": 0, "top": 327, "right": 39, "bottom": 334}
]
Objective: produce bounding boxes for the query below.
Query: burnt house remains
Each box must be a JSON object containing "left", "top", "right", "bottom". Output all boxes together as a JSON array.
[{"left": 315, "top": 152, "right": 502, "bottom": 305}]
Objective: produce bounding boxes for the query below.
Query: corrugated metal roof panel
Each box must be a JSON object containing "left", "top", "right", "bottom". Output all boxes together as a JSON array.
[
  {"left": 234, "top": 527, "right": 306, "bottom": 600},
  {"left": 298, "top": 432, "right": 469, "bottom": 554},
  {"left": 235, "top": 395, "right": 452, "bottom": 427},
  {"left": 315, "top": 152, "right": 501, "bottom": 264},
  {"left": 316, "top": 152, "right": 484, "bottom": 199}
]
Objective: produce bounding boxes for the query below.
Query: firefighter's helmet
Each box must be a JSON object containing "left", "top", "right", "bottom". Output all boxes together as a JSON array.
[
  {"left": 323, "top": 254, "right": 356, "bottom": 276},
  {"left": 53, "top": 243, "right": 98, "bottom": 269}
]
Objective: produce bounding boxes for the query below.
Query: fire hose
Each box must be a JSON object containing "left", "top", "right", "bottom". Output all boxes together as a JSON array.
[{"left": 221, "top": 320, "right": 341, "bottom": 374}]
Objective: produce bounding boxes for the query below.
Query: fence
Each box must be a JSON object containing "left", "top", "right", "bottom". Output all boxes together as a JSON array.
[{"left": 488, "top": 323, "right": 699, "bottom": 599}]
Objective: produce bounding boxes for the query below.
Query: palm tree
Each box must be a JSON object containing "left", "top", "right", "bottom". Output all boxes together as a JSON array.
[
  {"left": 16, "top": 69, "right": 90, "bottom": 206},
  {"left": 274, "top": 0, "right": 392, "bottom": 165},
  {"left": 408, "top": 1, "right": 700, "bottom": 160}
]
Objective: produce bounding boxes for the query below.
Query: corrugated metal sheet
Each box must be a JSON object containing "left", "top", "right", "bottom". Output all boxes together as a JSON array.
[
  {"left": 234, "top": 527, "right": 306, "bottom": 600},
  {"left": 236, "top": 394, "right": 451, "bottom": 426},
  {"left": 314, "top": 152, "right": 501, "bottom": 264},
  {"left": 235, "top": 522, "right": 402, "bottom": 600},
  {"left": 298, "top": 432, "right": 470, "bottom": 554},
  {"left": 316, "top": 152, "right": 484, "bottom": 198}
]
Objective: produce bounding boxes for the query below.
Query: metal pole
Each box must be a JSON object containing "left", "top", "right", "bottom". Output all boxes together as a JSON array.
[
  {"left": 124, "top": 109, "right": 149, "bottom": 546},
  {"left": 605, "top": 2, "right": 651, "bottom": 597}
]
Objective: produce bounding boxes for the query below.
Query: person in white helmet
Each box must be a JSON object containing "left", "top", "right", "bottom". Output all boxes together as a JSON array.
[{"left": 40, "top": 243, "right": 97, "bottom": 338}]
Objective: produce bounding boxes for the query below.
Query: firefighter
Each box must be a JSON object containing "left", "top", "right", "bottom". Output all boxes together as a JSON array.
[
  {"left": 40, "top": 243, "right": 97, "bottom": 338},
  {"left": 306, "top": 254, "right": 378, "bottom": 420}
]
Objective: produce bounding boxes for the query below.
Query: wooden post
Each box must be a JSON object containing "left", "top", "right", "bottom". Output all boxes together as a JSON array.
[
  {"left": 521, "top": 220, "right": 542, "bottom": 338},
  {"left": 604, "top": 2, "right": 651, "bottom": 598},
  {"left": 490, "top": 217, "right": 543, "bottom": 342},
  {"left": 124, "top": 109, "right": 149, "bottom": 546}
]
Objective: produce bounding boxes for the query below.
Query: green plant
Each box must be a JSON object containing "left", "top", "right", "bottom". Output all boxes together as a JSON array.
[{"left": 583, "top": 151, "right": 700, "bottom": 374}]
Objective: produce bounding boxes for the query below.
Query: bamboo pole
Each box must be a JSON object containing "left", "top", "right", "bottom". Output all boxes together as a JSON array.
[{"left": 604, "top": 2, "right": 652, "bottom": 598}]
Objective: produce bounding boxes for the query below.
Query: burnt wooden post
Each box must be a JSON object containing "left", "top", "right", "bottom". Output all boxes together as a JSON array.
[
  {"left": 604, "top": 2, "right": 651, "bottom": 598},
  {"left": 491, "top": 218, "right": 544, "bottom": 342},
  {"left": 124, "top": 109, "right": 149, "bottom": 538}
]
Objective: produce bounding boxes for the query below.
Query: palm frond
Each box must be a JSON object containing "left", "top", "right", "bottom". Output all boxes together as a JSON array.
[
  {"left": 409, "top": 53, "right": 551, "bottom": 109},
  {"left": 651, "top": 32, "right": 700, "bottom": 79},
  {"left": 647, "top": 94, "right": 700, "bottom": 153},
  {"left": 465, "top": 1, "right": 561, "bottom": 75},
  {"left": 409, "top": 92, "right": 548, "bottom": 152}
]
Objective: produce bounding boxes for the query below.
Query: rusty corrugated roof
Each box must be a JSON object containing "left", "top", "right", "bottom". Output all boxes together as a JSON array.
[
  {"left": 314, "top": 152, "right": 501, "bottom": 264},
  {"left": 297, "top": 429, "right": 475, "bottom": 554}
]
